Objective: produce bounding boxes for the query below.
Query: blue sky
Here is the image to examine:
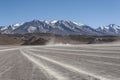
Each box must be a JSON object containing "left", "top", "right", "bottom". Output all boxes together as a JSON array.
[{"left": 0, "top": 0, "right": 119, "bottom": 28}]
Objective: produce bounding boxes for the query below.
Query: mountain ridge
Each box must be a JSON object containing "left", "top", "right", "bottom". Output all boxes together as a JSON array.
[
  {"left": 0, "top": 20, "right": 120, "bottom": 36},
  {"left": 0, "top": 20, "right": 101, "bottom": 35},
  {"left": 97, "top": 24, "right": 120, "bottom": 35}
]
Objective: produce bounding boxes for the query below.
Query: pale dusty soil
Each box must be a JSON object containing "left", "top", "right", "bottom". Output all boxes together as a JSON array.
[{"left": 0, "top": 42, "right": 120, "bottom": 80}]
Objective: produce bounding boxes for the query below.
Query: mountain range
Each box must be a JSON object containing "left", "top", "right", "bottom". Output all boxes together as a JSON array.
[
  {"left": 0, "top": 20, "right": 120, "bottom": 36},
  {"left": 96, "top": 24, "right": 120, "bottom": 35}
]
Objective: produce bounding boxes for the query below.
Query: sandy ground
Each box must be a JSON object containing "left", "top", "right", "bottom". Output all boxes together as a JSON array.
[{"left": 0, "top": 43, "right": 120, "bottom": 80}]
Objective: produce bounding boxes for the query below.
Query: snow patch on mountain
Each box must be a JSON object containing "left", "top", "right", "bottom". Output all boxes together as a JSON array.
[
  {"left": 50, "top": 20, "right": 58, "bottom": 24},
  {"left": 73, "top": 22, "right": 85, "bottom": 26},
  {"left": 27, "top": 26, "right": 37, "bottom": 33}
]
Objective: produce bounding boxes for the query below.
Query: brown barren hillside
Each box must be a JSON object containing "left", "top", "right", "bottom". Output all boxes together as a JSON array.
[{"left": 0, "top": 33, "right": 119, "bottom": 45}]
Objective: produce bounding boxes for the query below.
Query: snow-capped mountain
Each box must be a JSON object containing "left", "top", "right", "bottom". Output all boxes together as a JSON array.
[
  {"left": 0, "top": 24, "right": 21, "bottom": 34},
  {"left": 96, "top": 24, "right": 120, "bottom": 35},
  {"left": 0, "top": 20, "right": 101, "bottom": 35}
]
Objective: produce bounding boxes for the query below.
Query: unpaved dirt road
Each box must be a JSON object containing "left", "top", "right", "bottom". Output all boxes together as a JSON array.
[{"left": 0, "top": 43, "right": 120, "bottom": 80}]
